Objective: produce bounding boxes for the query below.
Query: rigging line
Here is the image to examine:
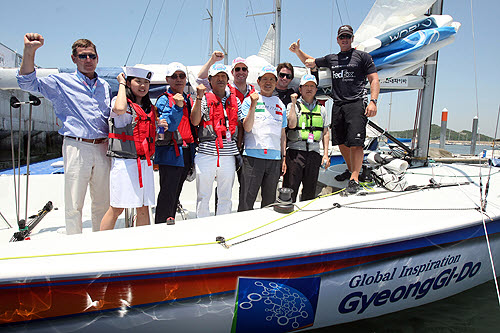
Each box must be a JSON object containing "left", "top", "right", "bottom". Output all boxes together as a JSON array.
[
  {"left": 469, "top": 0, "right": 485, "bottom": 210},
  {"left": 469, "top": 1, "right": 480, "bottom": 121},
  {"left": 483, "top": 105, "right": 500, "bottom": 207},
  {"left": 229, "top": 206, "right": 336, "bottom": 247},
  {"left": 229, "top": 22, "right": 240, "bottom": 57},
  {"left": 480, "top": 212, "right": 500, "bottom": 307},
  {"left": 9, "top": 104, "right": 19, "bottom": 224},
  {"left": 247, "top": 0, "right": 261, "bottom": 46},
  {"left": 342, "top": 206, "right": 478, "bottom": 211},
  {"left": 342, "top": 0, "right": 351, "bottom": 25},
  {"left": 229, "top": 182, "right": 449, "bottom": 247},
  {"left": 470, "top": 2, "right": 500, "bottom": 306},
  {"left": 160, "top": 0, "right": 187, "bottom": 63},
  {"left": 226, "top": 189, "right": 345, "bottom": 243},
  {"left": 329, "top": 1, "right": 334, "bottom": 53},
  {"left": 334, "top": 0, "right": 343, "bottom": 26},
  {"left": 124, "top": 0, "right": 152, "bottom": 66},
  {"left": 0, "top": 210, "right": 12, "bottom": 228},
  {"left": 216, "top": 0, "right": 225, "bottom": 40},
  {"left": 140, "top": 0, "right": 166, "bottom": 63}
]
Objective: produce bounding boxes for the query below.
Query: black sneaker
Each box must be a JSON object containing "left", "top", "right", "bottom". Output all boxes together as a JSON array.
[
  {"left": 346, "top": 180, "right": 360, "bottom": 194},
  {"left": 335, "top": 169, "right": 351, "bottom": 181}
]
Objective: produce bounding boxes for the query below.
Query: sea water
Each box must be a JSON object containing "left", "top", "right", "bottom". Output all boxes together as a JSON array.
[{"left": 430, "top": 143, "right": 493, "bottom": 156}]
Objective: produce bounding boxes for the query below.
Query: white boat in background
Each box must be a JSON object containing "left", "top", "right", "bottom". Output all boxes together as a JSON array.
[{"left": 1, "top": 0, "right": 499, "bottom": 332}]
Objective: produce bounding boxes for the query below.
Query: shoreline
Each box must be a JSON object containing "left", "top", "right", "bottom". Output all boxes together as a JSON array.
[{"left": 429, "top": 140, "right": 493, "bottom": 146}]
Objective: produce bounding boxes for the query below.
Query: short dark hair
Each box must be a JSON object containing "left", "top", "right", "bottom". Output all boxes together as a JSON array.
[
  {"left": 276, "top": 62, "right": 294, "bottom": 80},
  {"left": 72, "top": 39, "right": 97, "bottom": 56}
]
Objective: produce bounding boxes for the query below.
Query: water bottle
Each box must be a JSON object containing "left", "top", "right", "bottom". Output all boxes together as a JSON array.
[{"left": 157, "top": 126, "right": 165, "bottom": 140}]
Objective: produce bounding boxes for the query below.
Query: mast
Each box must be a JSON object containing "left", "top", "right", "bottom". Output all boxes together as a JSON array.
[
  {"left": 210, "top": 0, "right": 214, "bottom": 55},
  {"left": 224, "top": 0, "right": 229, "bottom": 65},
  {"left": 204, "top": 0, "right": 214, "bottom": 56},
  {"left": 414, "top": 0, "right": 443, "bottom": 166},
  {"left": 274, "top": 0, "right": 281, "bottom": 66}
]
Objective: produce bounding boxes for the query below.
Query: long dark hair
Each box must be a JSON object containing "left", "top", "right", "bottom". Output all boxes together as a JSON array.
[{"left": 125, "top": 77, "right": 153, "bottom": 111}]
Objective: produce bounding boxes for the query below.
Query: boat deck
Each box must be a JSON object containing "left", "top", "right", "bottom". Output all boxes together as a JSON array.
[{"left": 0, "top": 162, "right": 499, "bottom": 280}]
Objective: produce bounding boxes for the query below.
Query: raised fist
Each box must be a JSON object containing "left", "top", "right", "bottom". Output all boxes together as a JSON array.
[
  {"left": 117, "top": 73, "right": 126, "bottom": 85},
  {"left": 211, "top": 51, "right": 225, "bottom": 62},
  {"left": 24, "top": 33, "right": 44, "bottom": 52},
  {"left": 196, "top": 84, "right": 206, "bottom": 98},
  {"left": 289, "top": 39, "right": 300, "bottom": 53},
  {"left": 250, "top": 92, "right": 259, "bottom": 104},
  {"left": 290, "top": 93, "right": 298, "bottom": 103},
  {"left": 173, "top": 93, "right": 184, "bottom": 107}
]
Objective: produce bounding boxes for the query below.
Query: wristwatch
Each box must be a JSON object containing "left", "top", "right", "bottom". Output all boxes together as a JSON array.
[{"left": 370, "top": 99, "right": 377, "bottom": 105}]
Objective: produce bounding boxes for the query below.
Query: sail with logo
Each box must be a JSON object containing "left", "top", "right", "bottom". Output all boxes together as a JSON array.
[{"left": 353, "top": 0, "right": 461, "bottom": 80}]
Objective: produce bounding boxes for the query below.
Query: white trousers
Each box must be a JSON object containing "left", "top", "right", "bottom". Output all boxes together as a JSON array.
[
  {"left": 63, "top": 138, "right": 110, "bottom": 234},
  {"left": 195, "top": 153, "right": 235, "bottom": 218}
]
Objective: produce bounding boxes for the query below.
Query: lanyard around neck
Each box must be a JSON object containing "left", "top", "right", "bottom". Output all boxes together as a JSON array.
[{"left": 76, "top": 71, "right": 97, "bottom": 94}]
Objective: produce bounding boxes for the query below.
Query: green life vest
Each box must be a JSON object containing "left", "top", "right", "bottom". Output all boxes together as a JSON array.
[{"left": 297, "top": 102, "right": 323, "bottom": 142}]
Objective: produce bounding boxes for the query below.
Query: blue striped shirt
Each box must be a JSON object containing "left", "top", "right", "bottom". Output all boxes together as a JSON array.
[{"left": 17, "top": 69, "right": 111, "bottom": 139}]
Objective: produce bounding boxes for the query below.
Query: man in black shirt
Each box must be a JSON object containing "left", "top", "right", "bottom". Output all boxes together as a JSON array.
[
  {"left": 273, "top": 62, "right": 298, "bottom": 106},
  {"left": 290, "top": 25, "right": 380, "bottom": 194}
]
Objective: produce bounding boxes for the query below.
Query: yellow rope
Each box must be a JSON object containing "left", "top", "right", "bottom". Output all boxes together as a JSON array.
[
  {"left": 1, "top": 188, "right": 346, "bottom": 261},
  {"left": 225, "top": 188, "right": 345, "bottom": 242}
]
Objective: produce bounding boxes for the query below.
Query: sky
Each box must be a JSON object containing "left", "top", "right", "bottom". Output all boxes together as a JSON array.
[{"left": 1, "top": 0, "right": 499, "bottom": 137}]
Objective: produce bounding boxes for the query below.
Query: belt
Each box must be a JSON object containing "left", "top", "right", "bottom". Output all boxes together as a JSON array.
[{"left": 66, "top": 136, "right": 108, "bottom": 144}]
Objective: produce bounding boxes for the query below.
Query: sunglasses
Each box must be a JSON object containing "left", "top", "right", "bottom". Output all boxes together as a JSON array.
[
  {"left": 279, "top": 73, "right": 292, "bottom": 80},
  {"left": 338, "top": 34, "right": 352, "bottom": 40},
  {"left": 234, "top": 67, "right": 248, "bottom": 72},
  {"left": 170, "top": 73, "right": 186, "bottom": 79},
  {"left": 77, "top": 54, "right": 97, "bottom": 60}
]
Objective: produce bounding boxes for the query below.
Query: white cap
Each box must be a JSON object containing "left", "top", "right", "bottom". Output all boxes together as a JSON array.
[
  {"left": 300, "top": 74, "right": 318, "bottom": 86},
  {"left": 208, "top": 63, "right": 229, "bottom": 77},
  {"left": 258, "top": 65, "right": 277, "bottom": 79},
  {"left": 166, "top": 62, "right": 187, "bottom": 76},
  {"left": 231, "top": 57, "right": 247, "bottom": 70},
  {"left": 123, "top": 66, "right": 153, "bottom": 81}
]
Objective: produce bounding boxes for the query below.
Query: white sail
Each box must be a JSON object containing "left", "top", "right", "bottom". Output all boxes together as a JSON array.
[{"left": 257, "top": 24, "right": 276, "bottom": 65}]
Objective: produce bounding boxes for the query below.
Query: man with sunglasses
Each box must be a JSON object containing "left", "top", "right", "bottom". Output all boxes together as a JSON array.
[
  {"left": 289, "top": 25, "right": 380, "bottom": 194},
  {"left": 273, "top": 62, "right": 299, "bottom": 106},
  {"left": 17, "top": 33, "right": 111, "bottom": 235},
  {"left": 154, "top": 62, "right": 196, "bottom": 224}
]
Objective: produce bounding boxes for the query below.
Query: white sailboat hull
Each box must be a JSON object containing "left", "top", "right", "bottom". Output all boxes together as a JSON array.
[{"left": 0, "top": 163, "right": 499, "bottom": 332}]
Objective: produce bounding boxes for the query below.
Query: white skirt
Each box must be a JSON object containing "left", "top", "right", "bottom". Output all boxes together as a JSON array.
[{"left": 110, "top": 158, "right": 155, "bottom": 208}]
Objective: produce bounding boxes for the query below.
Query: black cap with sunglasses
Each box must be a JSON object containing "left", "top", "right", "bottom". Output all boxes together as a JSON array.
[{"left": 337, "top": 25, "right": 354, "bottom": 38}]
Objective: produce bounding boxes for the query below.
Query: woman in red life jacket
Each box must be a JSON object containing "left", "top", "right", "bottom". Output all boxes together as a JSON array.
[
  {"left": 154, "top": 62, "right": 196, "bottom": 224},
  {"left": 190, "top": 64, "right": 240, "bottom": 218},
  {"left": 100, "top": 67, "right": 167, "bottom": 230}
]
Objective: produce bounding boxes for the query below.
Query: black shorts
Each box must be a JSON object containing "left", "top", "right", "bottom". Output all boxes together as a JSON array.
[{"left": 331, "top": 99, "right": 367, "bottom": 147}]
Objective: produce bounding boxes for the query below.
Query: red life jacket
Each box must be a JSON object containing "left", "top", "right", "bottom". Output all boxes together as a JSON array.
[
  {"left": 108, "top": 99, "right": 156, "bottom": 187},
  {"left": 157, "top": 92, "right": 195, "bottom": 157},
  {"left": 198, "top": 86, "right": 239, "bottom": 166},
  {"left": 233, "top": 83, "right": 256, "bottom": 103}
]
